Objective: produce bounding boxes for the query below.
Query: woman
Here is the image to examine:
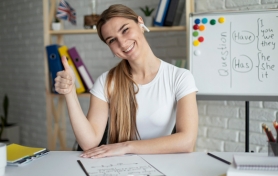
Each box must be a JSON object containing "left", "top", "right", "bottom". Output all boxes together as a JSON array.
[{"left": 55, "top": 4, "right": 198, "bottom": 158}]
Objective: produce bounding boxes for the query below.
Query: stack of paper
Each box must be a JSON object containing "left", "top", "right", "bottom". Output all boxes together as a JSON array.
[
  {"left": 7, "top": 143, "right": 49, "bottom": 166},
  {"left": 227, "top": 155, "right": 278, "bottom": 176}
]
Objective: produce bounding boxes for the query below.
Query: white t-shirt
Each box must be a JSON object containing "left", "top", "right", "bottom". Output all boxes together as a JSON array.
[{"left": 90, "top": 60, "right": 198, "bottom": 140}]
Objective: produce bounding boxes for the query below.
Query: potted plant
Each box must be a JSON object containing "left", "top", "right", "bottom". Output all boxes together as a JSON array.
[
  {"left": 52, "top": 17, "right": 61, "bottom": 31},
  {"left": 140, "top": 6, "right": 155, "bottom": 27},
  {"left": 0, "top": 95, "right": 19, "bottom": 143}
]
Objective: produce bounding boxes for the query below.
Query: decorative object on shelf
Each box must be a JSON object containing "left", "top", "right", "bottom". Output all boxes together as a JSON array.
[
  {"left": 140, "top": 6, "right": 155, "bottom": 27},
  {"left": 51, "top": 17, "right": 61, "bottom": 31},
  {"left": 56, "top": 0, "right": 76, "bottom": 25},
  {"left": 84, "top": 0, "right": 100, "bottom": 29},
  {"left": 0, "top": 95, "right": 19, "bottom": 144}
]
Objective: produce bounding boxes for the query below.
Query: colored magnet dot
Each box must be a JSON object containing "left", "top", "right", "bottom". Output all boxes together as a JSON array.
[
  {"left": 210, "top": 19, "right": 216, "bottom": 25},
  {"left": 202, "top": 18, "right": 208, "bottom": 24},
  {"left": 218, "top": 17, "right": 225, "bottom": 23},
  {"left": 194, "top": 50, "right": 201, "bottom": 56},
  {"left": 193, "top": 31, "right": 199, "bottom": 37},
  {"left": 199, "top": 25, "right": 205, "bottom": 31},
  {"left": 193, "top": 40, "right": 200, "bottom": 46},
  {"left": 193, "top": 24, "right": 199, "bottom": 30},
  {"left": 194, "top": 18, "right": 201, "bottom": 24},
  {"left": 198, "top": 36, "right": 204, "bottom": 42}
]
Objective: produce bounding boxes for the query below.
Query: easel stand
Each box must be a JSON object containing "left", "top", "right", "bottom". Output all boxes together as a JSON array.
[{"left": 245, "top": 101, "right": 249, "bottom": 152}]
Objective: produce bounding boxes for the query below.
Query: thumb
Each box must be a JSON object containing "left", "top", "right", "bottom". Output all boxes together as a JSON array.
[{"left": 61, "top": 56, "right": 70, "bottom": 71}]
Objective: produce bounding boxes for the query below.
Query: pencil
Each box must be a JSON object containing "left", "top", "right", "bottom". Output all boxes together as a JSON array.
[
  {"left": 77, "top": 160, "right": 89, "bottom": 176},
  {"left": 207, "top": 152, "right": 231, "bottom": 165},
  {"left": 273, "top": 121, "right": 278, "bottom": 143}
]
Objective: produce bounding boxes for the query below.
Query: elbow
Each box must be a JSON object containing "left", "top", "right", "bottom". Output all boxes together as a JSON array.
[{"left": 180, "top": 138, "right": 196, "bottom": 153}]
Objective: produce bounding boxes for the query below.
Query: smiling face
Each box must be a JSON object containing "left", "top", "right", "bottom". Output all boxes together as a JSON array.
[{"left": 101, "top": 16, "right": 147, "bottom": 62}]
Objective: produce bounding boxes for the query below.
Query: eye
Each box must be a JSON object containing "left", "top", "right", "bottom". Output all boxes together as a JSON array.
[
  {"left": 123, "top": 28, "right": 129, "bottom": 33},
  {"left": 108, "top": 38, "right": 115, "bottom": 44}
]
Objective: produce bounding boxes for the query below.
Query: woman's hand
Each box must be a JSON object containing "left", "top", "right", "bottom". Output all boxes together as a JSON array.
[
  {"left": 80, "top": 142, "right": 130, "bottom": 159},
  {"left": 55, "top": 56, "right": 75, "bottom": 94}
]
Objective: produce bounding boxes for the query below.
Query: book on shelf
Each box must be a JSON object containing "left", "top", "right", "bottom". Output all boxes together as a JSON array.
[
  {"left": 172, "top": 59, "right": 186, "bottom": 68},
  {"left": 173, "top": 0, "right": 185, "bottom": 26},
  {"left": 68, "top": 47, "right": 94, "bottom": 92},
  {"left": 7, "top": 143, "right": 49, "bottom": 166},
  {"left": 227, "top": 155, "right": 278, "bottom": 176},
  {"left": 58, "top": 46, "right": 86, "bottom": 94},
  {"left": 164, "top": 0, "right": 180, "bottom": 26},
  {"left": 45, "top": 44, "right": 64, "bottom": 93},
  {"left": 154, "top": 0, "right": 171, "bottom": 26}
]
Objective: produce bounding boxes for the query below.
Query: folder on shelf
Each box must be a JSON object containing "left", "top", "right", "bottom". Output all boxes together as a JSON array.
[
  {"left": 45, "top": 44, "right": 64, "bottom": 93},
  {"left": 164, "top": 0, "right": 180, "bottom": 26},
  {"left": 7, "top": 143, "right": 49, "bottom": 166},
  {"left": 58, "top": 46, "right": 86, "bottom": 94},
  {"left": 154, "top": 0, "right": 171, "bottom": 26},
  {"left": 68, "top": 47, "right": 94, "bottom": 92}
]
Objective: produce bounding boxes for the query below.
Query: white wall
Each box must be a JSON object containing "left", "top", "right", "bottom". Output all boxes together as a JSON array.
[{"left": 0, "top": 0, "right": 277, "bottom": 152}]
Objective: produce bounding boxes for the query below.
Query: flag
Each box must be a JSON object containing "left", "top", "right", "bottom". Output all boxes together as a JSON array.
[{"left": 56, "top": 0, "right": 76, "bottom": 25}]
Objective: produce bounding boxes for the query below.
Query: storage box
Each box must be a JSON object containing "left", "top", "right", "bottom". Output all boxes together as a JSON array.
[{"left": 268, "top": 142, "right": 278, "bottom": 156}]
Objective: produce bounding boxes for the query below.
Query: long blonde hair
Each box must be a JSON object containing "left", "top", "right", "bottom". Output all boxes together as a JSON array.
[{"left": 97, "top": 4, "right": 140, "bottom": 144}]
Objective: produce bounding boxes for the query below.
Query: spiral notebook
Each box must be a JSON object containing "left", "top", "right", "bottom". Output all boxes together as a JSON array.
[
  {"left": 233, "top": 155, "right": 278, "bottom": 170},
  {"left": 7, "top": 143, "right": 49, "bottom": 166}
]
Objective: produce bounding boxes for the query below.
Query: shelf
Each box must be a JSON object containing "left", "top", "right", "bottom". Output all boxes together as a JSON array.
[
  {"left": 49, "top": 26, "right": 186, "bottom": 35},
  {"left": 50, "top": 93, "right": 91, "bottom": 97}
]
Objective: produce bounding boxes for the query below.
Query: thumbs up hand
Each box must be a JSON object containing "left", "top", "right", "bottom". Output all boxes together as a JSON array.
[{"left": 55, "top": 56, "right": 75, "bottom": 94}]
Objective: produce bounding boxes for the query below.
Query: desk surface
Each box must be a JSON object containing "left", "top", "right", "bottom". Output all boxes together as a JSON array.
[{"left": 4, "top": 151, "right": 264, "bottom": 176}]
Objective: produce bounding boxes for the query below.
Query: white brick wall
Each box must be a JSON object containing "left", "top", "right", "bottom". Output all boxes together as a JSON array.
[{"left": 0, "top": 0, "right": 277, "bottom": 152}]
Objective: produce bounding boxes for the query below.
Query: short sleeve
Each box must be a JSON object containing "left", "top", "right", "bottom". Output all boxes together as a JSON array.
[
  {"left": 175, "top": 69, "right": 198, "bottom": 101},
  {"left": 90, "top": 71, "right": 109, "bottom": 102}
]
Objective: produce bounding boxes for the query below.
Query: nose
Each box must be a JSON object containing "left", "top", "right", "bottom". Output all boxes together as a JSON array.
[{"left": 117, "top": 36, "right": 126, "bottom": 49}]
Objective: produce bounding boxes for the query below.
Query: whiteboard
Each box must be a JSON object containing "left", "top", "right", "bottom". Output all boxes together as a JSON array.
[{"left": 189, "top": 10, "right": 278, "bottom": 100}]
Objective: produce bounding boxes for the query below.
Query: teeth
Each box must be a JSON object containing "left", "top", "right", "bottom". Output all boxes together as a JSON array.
[{"left": 124, "top": 43, "right": 134, "bottom": 52}]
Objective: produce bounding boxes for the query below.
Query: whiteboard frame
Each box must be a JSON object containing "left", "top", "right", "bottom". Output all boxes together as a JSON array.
[{"left": 189, "top": 9, "right": 278, "bottom": 101}]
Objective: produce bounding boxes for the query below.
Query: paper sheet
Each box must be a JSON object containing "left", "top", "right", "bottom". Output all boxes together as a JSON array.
[{"left": 79, "top": 155, "right": 164, "bottom": 176}]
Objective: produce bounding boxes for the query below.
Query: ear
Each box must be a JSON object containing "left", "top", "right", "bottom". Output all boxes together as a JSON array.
[
  {"left": 137, "top": 16, "right": 145, "bottom": 32},
  {"left": 138, "top": 16, "right": 144, "bottom": 24}
]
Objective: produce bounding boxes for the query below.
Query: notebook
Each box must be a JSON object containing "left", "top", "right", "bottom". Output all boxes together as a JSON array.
[
  {"left": 233, "top": 155, "right": 278, "bottom": 170},
  {"left": 227, "top": 162, "right": 278, "bottom": 176},
  {"left": 7, "top": 143, "right": 49, "bottom": 166}
]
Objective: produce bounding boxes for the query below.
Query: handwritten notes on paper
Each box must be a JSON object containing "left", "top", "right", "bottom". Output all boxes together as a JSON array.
[
  {"left": 190, "top": 10, "right": 278, "bottom": 97},
  {"left": 79, "top": 155, "right": 164, "bottom": 176}
]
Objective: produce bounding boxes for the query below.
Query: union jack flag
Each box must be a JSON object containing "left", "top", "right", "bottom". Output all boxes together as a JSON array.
[{"left": 56, "top": 0, "right": 76, "bottom": 25}]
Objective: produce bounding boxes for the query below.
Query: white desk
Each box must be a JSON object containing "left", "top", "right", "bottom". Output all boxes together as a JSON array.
[{"left": 4, "top": 151, "right": 260, "bottom": 176}]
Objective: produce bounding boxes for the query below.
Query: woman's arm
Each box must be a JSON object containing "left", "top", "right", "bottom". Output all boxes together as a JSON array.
[
  {"left": 55, "top": 56, "right": 109, "bottom": 150},
  {"left": 81, "top": 92, "right": 198, "bottom": 158}
]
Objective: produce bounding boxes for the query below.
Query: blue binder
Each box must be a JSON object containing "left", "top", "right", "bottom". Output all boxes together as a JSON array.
[
  {"left": 154, "top": 0, "right": 171, "bottom": 26},
  {"left": 45, "top": 44, "right": 64, "bottom": 93}
]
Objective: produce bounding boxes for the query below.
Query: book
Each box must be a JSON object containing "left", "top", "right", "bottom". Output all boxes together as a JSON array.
[
  {"left": 7, "top": 143, "right": 49, "bottom": 166},
  {"left": 68, "top": 47, "right": 94, "bottom": 92},
  {"left": 173, "top": 0, "right": 185, "bottom": 26},
  {"left": 233, "top": 155, "right": 278, "bottom": 170},
  {"left": 154, "top": 0, "right": 171, "bottom": 26},
  {"left": 227, "top": 162, "right": 278, "bottom": 176},
  {"left": 164, "top": 0, "right": 180, "bottom": 26},
  {"left": 58, "top": 46, "right": 86, "bottom": 94},
  {"left": 45, "top": 44, "right": 64, "bottom": 93}
]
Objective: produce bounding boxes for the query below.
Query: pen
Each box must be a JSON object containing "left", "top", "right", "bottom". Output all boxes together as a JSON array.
[
  {"left": 207, "top": 152, "right": 231, "bottom": 165},
  {"left": 77, "top": 160, "right": 89, "bottom": 176},
  {"left": 262, "top": 123, "right": 276, "bottom": 142},
  {"left": 273, "top": 121, "right": 278, "bottom": 143}
]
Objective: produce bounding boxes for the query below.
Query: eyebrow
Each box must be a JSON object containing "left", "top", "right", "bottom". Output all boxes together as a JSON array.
[{"left": 104, "top": 23, "right": 129, "bottom": 43}]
